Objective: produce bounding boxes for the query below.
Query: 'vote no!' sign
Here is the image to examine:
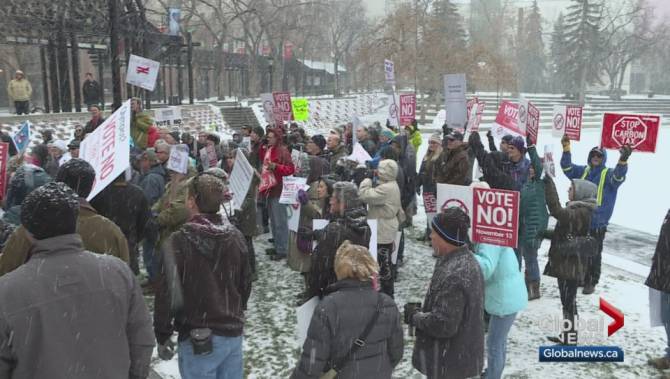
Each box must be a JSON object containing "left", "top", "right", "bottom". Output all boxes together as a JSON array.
[{"left": 472, "top": 188, "right": 519, "bottom": 248}]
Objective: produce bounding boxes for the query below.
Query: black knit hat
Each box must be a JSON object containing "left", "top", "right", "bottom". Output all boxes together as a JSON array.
[
  {"left": 21, "top": 182, "right": 79, "bottom": 240},
  {"left": 431, "top": 207, "right": 471, "bottom": 247},
  {"left": 310, "top": 135, "right": 326, "bottom": 151},
  {"left": 56, "top": 159, "right": 96, "bottom": 198},
  {"left": 252, "top": 126, "right": 265, "bottom": 138}
]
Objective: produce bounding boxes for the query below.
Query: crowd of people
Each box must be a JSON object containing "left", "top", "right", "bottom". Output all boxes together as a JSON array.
[{"left": 0, "top": 92, "right": 669, "bottom": 379}]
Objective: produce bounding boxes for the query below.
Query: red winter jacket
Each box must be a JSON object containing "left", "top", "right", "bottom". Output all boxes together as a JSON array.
[
  {"left": 147, "top": 126, "right": 159, "bottom": 148},
  {"left": 261, "top": 144, "right": 295, "bottom": 198}
]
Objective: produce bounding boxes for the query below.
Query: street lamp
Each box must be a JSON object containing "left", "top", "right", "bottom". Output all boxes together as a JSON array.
[{"left": 267, "top": 56, "right": 274, "bottom": 92}]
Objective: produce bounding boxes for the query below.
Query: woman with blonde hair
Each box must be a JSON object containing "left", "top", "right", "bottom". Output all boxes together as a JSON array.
[
  {"left": 416, "top": 132, "right": 443, "bottom": 243},
  {"left": 292, "top": 241, "right": 404, "bottom": 379}
]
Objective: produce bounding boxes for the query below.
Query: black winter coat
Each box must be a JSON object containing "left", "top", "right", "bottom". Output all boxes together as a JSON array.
[
  {"left": 412, "top": 247, "right": 485, "bottom": 379},
  {"left": 292, "top": 280, "right": 403, "bottom": 379},
  {"left": 469, "top": 133, "right": 516, "bottom": 190},
  {"left": 646, "top": 210, "right": 670, "bottom": 292},
  {"left": 306, "top": 206, "right": 371, "bottom": 299},
  {"left": 82, "top": 79, "right": 102, "bottom": 105}
]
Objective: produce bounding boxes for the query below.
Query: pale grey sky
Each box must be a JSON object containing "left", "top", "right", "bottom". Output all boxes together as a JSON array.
[{"left": 364, "top": 0, "right": 387, "bottom": 18}]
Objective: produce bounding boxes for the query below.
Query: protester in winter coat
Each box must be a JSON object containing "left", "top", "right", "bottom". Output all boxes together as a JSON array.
[
  {"left": 518, "top": 140, "right": 549, "bottom": 299},
  {"left": 154, "top": 167, "right": 196, "bottom": 252},
  {"left": 305, "top": 182, "right": 371, "bottom": 300},
  {"left": 130, "top": 98, "right": 153, "bottom": 150},
  {"left": 0, "top": 182, "right": 154, "bottom": 379},
  {"left": 406, "top": 119, "right": 422, "bottom": 154},
  {"left": 154, "top": 174, "right": 251, "bottom": 378},
  {"left": 506, "top": 136, "right": 531, "bottom": 190},
  {"left": 260, "top": 128, "right": 295, "bottom": 260},
  {"left": 326, "top": 133, "right": 348, "bottom": 173},
  {"left": 469, "top": 132, "right": 516, "bottom": 190},
  {"left": 91, "top": 174, "right": 150, "bottom": 275},
  {"left": 292, "top": 242, "right": 403, "bottom": 379},
  {"left": 543, "top": 175, "right": 597, "bottom": 344},
  {"left": 391, "top": 134, "right": 417, "bottom": 219},
  {"left": 83, "top": 104, "right": 106, "bottom": 137},
  {"left": 359, "top": 159, "right": 402, "bottom": 297},
  {"left": 646, "top": 209, "right": 670, "bottom": 371},
  {"left": 560, "top": 135, "right": 631, "bottom": 294},
  {"left": 82, "top": 72, "right": 102, "bottom": 106},
  {"left": 355, "top": 126, "right": 378, "bottom": 156},
  {"left": 486, "top": 131, "right": 514, "bottom": 153},
  {"left": 0, "top": 159, "right": 130, "bottom": 276},
  {"left": 434, "top": 131, "right": 472, "bottom": 186},
  {"left": 417, "top": 133, "right": 443, "bottom": 241},
  {"left": 2, "top": 145, "right": 52, "bottom": 225},
  {"left": 407, "top": 208, "right": 485, "bottom": 379},
  {"left": 250, "top": 127, "right": 269, "bottom": 233},
  {"left": 7, "top": 70, "right": 32, "bottom": 115},
  {"left": 369, "top": 129, "right": 395, "bottom": 169},
  {"left": 475, "top": 243, "right": 527, "bottom": 379},
  {"left": 289, "top": 176, "right": 327, "bottom": 275}
]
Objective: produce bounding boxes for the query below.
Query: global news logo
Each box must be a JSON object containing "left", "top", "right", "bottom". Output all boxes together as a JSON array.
[{"left": 538, "top": 297, "right": 624, "bottom": 363}]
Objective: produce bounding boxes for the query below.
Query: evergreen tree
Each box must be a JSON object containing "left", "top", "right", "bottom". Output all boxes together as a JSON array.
[
  {"left": 563, "top": 0, "right": 604, "bottom": 103},
  {"left": 519, "top": 0, "right": 546, "bottom": 93},
  {"left": 431, "top": 0, "right": 467, "bottom": 49},
  {"left": 550, "top": 13, "right": 570, "bottom": 94}
]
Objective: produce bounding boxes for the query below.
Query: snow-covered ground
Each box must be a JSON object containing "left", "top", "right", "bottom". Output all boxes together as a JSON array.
[{"left": 151, "top": 125, "right": 669, "bottom": 378}]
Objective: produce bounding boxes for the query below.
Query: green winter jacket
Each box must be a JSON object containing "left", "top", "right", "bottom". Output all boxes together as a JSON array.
[
  {"left": 409, "top": 130, "right": 422, "bottom": 156},
  {"left": 519, "top": 146, "right": 549, "bottom": 249},
  {"left": 131, "top": 112, "right": 153, "bottom": 150}
]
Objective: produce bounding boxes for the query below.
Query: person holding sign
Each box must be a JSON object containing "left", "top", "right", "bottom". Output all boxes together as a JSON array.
[
  {"left": 291, "top": 241, "right": 403, "bottom": 379},
  {"left": 542, "top": 175, "right": 598, "bottom": 345},
  {"left": 560, "top": 135, "right": 632, "bottom": 295}
]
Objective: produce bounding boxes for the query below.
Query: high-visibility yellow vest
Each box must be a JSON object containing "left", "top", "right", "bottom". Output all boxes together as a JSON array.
[{"left": 581, "top": 167, "right": 608, "bottom": 206}]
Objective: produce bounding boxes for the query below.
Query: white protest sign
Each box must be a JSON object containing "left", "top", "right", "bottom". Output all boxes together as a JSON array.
[
  {"left": 387, "top": 93, "right": 399, "bottom": 127},
  {"left": 126, "top": 54, "right": 160, "bottom": 91},
  {"left": 297, "top": 296, "right": 320, "bottom": 347},
  {"left": 518, "top": 97, "right": 529, "bottom": 130},
  {"left": 543, "top": 145, "right": 556, "bottom": 178},
  {"left": 260, "top": 93, "right": 275, "bottom": 124},
  {"left": 166, "top": 144, "right": 189, "bottom": 174},
  {"left": 384, "top": 59, "right": 395, "bottom": 85},
  {"left": 154, "top": 107, "right": 183, "bottom": 128},
  {"left": 80, "top": 99, "right": 131, "bottom": 201},
  {"left": 287, "top": 203, "right": 301, "bottom": 232},
  {"left": 444, "top": 74, "right": 467, "bottom": 131},
  {"left": 552, "top": 105, "right": 567, "bottom": 138},
  {"left": 347, "top": 143, "right": 373, "bottom": 165},
  {"left": 279, "top": 176, "right": 308, "bottom": 205},
  {"left": 436, "top": 183, "right": 474, "bottom": 239},
  {"left": 391, "top": 231, "right": 402, "bottom": 265},
  {"left": 229, "top": 149, "right": 255, "bottom": 210},
  {"left": 312, "top": 219, "right": 378, "bottom": 260}
]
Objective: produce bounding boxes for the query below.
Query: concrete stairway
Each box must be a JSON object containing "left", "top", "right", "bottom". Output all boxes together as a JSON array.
[{"left": 219, "top": 106, "right": 262, "bottom": 131}]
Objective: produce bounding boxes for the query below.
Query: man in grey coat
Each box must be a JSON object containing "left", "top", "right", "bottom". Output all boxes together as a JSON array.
[
  {"left": 0, "top": 182, "right": 155, "bottom": 379},
  {"left": 407, "top": 208, "right": 485, "bottom": 379}
]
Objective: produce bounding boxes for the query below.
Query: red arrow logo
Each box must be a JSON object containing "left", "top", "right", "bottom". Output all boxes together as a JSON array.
[
  {"left": 136, "top": 66, "right": 150, "bottom": 75},
  {"left": 600, "top": 297, "right": 624, "bottom": 337}
]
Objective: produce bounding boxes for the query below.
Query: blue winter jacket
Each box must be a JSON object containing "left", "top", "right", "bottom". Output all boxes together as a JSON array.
[
  {"left": 560, "top": 148, "right": 627, "bottom": 229},
  {"left": 474, "top": 243, "right": 528, "bottom": 317},
  {"left": 509, "top": 157, "right": 531, "bottom": 191}
]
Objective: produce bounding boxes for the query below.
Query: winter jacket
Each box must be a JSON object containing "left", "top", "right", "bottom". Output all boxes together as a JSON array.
[
  {"left": 306, "top": 206, "right": 371, "bottom": 299},
  {"left": 131, "top": 111, "right": 153, "bottom": 150},
  {"left": 82, "top": 79, "right": 101, "bottom": 105},
  {"left": 474, "top": 243, "right": 528, "bottom": 316},
  {"left": 359, "top": 137, "right": 378, "bottom": 157},
  {"left": 543, "top": 176, "right": 596, "bottom": 282},
  {"left": 90, "top": 181, "right": 150, "bottom": 255},
  {"left": 292, "top": 280, "right": 403, "bottom": 379},
  {"left": 7, "top": 79, "right": 32, "bottom": 102},
  {"left": 154, "top": 214, "right": 251, "bottom": 345},
  {"left": 646, "top": 210, "right": 670, "bottom": 293},
  {"left": 261, "top": 144, "right": 295, "bottom": 198},
  {"left": 509, "top": 157, "right": 531, "bottom": 190},
  {"left": 83, "top": 116, "right": 106, "bottom": 136},
  {"left": 288, "top": 184, "right": 324, "bottom": 273},
  {"left": 412, "top": 247, "right": 485, "bottom": 379},
  {"left": 0, "top": 199, "right": 130, "bottom": 276},
  {"left": 2, "top": 164, "right": 52, "bottom": 225},
  {"left": 469, "top": 133, "right": 516, "bottom": 190},
  {"left": 0, "top": 233, "right": 154, "bottom": 379},
  {"left": 519, "top": 146, "right": 549, "bottom": 249},
  {"left": 434, "top": 143, "right": 472, "bottom": 186},
  {"left": 359, "top": 160, "right": 402, "bottom": 244},
  {"left": 327, "top": 144, "right": 348, "bottom": 172},
  {"left": 417, "top": 149, "right": 442, "bottom": 195},
  {"left": 369, "top": 141, "right": 392, "bottom": 169},
  {"left": 139, "top": 163, "right": 167, "bottom": 206},
  {"left": 154, "top": 171, "right": 195, "bottom": 247},
  {"left": 561, "top": 148, "right": 627, "bottom": 229}
]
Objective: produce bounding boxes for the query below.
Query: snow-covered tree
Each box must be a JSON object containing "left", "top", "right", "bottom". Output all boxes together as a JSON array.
[
  {"left": 549, "top": 13, "right": 570, "bottom": 95},
  {"left": 519, "top": 0, "right": 546, "bottom": 93}
]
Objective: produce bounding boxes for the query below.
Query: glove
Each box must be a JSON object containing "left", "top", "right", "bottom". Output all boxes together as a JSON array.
[
  {"left": 403, "top": 302, "right": 422, "bottom": 326},
  {"left": 157, "top": 340, "right": 176, "bottom": 360},
  {"left": 526, "top": 134, "right": 535, "bottom": 149},
  {"left": 561, "top": 135, "right": 571, "bottom": 152},
  {"left": 619, "top": 145, "right": 632, "bottom": 162},
  {"left": 486, "top": 130, "right": 493, "bottom": 139},
  {"left": 297, "top": 189, "right": 309, "bottom": 205},
  {"left": 468, "top": 131, "right": 481, "bottom": 146},
  {"left": 353, "top": 166, "right": 371, "bottom": 186}
]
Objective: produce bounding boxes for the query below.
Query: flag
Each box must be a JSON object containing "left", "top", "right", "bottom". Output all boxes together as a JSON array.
[{"left": 12, "top": 121, "right": 31, "bottom": 153}]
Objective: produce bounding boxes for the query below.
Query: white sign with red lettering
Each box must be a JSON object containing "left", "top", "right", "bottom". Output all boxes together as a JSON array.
[
  {"left": 80, "top": 99, "right": 131, "bottom": 201},
  {"left": 601, "top": 113, "right": 661, "bottom": 153},
  {"left": 543, "top": 145, "right": 556, "bottom": 178},
  {"left": 260, "top": 93, "right": 275, "bottom": 124},
  {"left": 273, "top": 92, "right": 293, "bottom": 124},
  {"left": 126, "top": 54, "right": 160, "bottom": 91},
  {"left": 384, "top": 59, "right": 395, "bottom": 85},
  {"left": 387, "top": 93, "right": 399, "bottom": 127},
  {"left": 552, "top": 105, "right": 583, "bottom": 140},
  {"left": 279, "top": 176, "right": 308, "bottom": 205},
  {"left": 399, "top": 94, "right": 416, "bottom": 125},
  {"left": 494, "top": 101, "right": 525, "bottom": 137},
  {"left": 472, "top": 188, "right": 520, "bottom": 248}
]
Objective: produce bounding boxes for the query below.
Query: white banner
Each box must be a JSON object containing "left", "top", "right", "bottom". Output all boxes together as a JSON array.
[
  {"left": 229, "top": 149, "right": 255, "bottom": 210},
  {"left": 347, "top": 143, "right": 373, "bottom": 165},
  {"left": 154, "top": 107, "right": 183, "bottom": 128},
  {"left": 444, "top": 74, "right": 467, "bottom": 131},
  {"left": 80, "top": 99, "right": 132, "bottom": 201},
  {"left": 166, "top": 144, "right": 189, "bottom": 174},
  {"left": 287, "top": 203, "right": 301, "bottom": 232},
  {"left": 279, "top": 176, "right": 308, "bottom": 205},
  {"left": 260, "top": 93, "right": 275, "bottom": 124},
  {"left": 296, "top": 296, "right": 320, "bottom": 347},
  {"left": 126, "top": 55, "right": 160, "bottom": 91}
]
